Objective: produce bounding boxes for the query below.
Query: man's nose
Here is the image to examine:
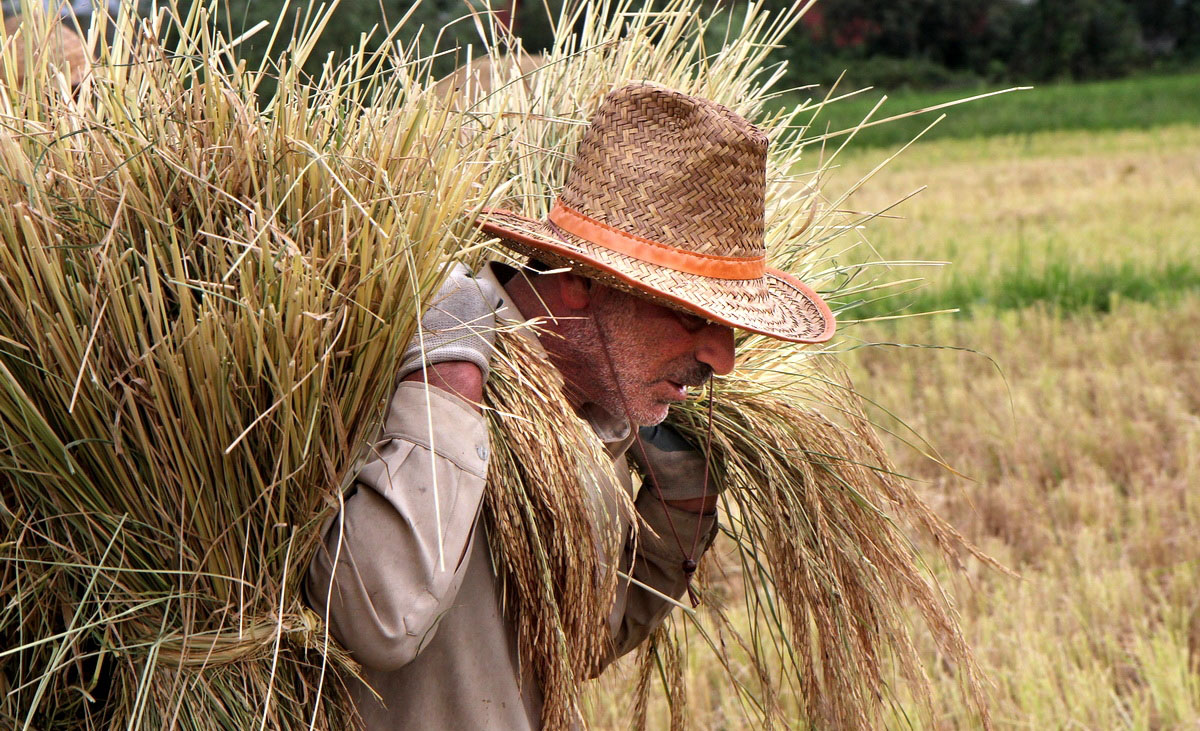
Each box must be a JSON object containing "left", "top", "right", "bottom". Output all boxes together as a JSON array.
[{"left": 694, "top": 324, "right": 735, "bottom": 375}]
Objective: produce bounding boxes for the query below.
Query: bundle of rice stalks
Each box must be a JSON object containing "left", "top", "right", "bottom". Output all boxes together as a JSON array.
[
  {"left": 484, "top": 330, "right": 633, "bottom": 728},
  {"left": 0, "top": 0, "right": 994, "bottom": 728},
  {"left": 663, "top": 360, "right": 1000, "bottom": 728},
  {"left": 0, "top": 1, "right": 506, "bottom": 726}
]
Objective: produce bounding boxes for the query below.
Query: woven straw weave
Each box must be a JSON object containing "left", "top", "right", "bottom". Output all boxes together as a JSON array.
[{"left": 480, "top": 82, "right": 834, "bottom": 343}]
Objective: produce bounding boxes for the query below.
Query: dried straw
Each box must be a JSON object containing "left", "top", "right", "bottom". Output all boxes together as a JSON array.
[
  {"left": 483, "top": 335, "right": 998, "bottom": 728},
  {"left": 484, "top": 330, "right": 632, "bottom": 728},
  {"left": 466, "top": 0, "right": 1000, "bottom": 727},
  {"left": 666, "top": 356, "right": 1001, "bottom": 728}
]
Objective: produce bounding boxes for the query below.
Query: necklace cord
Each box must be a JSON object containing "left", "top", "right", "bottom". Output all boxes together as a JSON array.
[{"left": 589, "top": 307, "right": 716, "bottom": 607}]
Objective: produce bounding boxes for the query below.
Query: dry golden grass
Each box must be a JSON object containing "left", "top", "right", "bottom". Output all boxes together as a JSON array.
[
  {"left": 588, "top": 124, "right": 1200, "bottom": 729},
  {"left": 849, "top": 296, "right": 1200, "bottom": 728},
  {"left": 0, "top": 2, "right": 507, "bottom": 726}
]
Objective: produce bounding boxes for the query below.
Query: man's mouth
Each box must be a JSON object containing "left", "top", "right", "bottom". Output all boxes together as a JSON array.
[{"left": 659, "top": 364, "right": 714, "bottom": 401}]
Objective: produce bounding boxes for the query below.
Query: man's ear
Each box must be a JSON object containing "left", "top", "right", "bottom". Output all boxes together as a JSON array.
[{"left": 557, "top": 272, "right": 593, "bottom": 311}]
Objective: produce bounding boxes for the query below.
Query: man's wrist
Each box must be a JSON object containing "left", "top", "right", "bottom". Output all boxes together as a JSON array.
[
  {"left": 402, "top": 361, "right": 485, "bottom": 412},
  {"left": 663, "top": 495, "right": 718, "bottom": 515}
]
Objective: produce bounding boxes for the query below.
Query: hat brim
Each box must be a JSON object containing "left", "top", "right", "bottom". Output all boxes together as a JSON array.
[{"left": 479, "top": 209, "right": 835, "bottom": 344}]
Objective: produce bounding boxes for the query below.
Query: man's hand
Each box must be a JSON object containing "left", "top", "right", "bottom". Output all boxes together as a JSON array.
[
  {"left": 397, "top": 263, "right": 502, "bottom": 410},
  {"left": 629, "top": 423, "right": 720, "bottom": 515},
  {"left": 403, "top": 361, "right": 485, "bottom": 411},
  {"left": 663, "top": 493, "right": 718, "bottom": 515}
]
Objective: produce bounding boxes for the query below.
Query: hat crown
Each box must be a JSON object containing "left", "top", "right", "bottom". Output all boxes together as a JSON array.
[
  {"left": 475, "top": 82, "right": 836, "bottom": 343},
  {"left": 558, "top": 84, "right": 768, "bottom": 260}
]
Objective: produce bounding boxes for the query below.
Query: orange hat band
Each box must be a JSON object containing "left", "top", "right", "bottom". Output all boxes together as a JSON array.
[{"left": 547, "top": 202, "right": 766, "bottom": 281}]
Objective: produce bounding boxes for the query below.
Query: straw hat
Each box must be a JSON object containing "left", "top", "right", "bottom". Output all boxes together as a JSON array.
[{"left": 479, "top": 82, "right": 835, "bottom": 343}]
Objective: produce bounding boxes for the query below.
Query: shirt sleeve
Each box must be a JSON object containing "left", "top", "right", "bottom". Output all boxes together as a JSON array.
[
  {"left": 600, "top": 457, "right": 719, "bottom": 667},
  {"left": 304, "top": 381, "right": 490, "bottom": 672}
]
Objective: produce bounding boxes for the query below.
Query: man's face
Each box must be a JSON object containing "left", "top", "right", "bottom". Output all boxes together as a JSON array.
[{"left": 559, "top": 285, "right": 736, "bottom": 426}]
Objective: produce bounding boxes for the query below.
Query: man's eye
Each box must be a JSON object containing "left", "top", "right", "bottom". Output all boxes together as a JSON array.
[{"left": 675, "top": 312, "right": 708, "bottom": 332}]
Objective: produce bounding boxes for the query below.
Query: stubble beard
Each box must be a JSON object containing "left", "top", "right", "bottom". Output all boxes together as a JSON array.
[{"left": 575, "top": 297, "right": 712, "bottom": 427}]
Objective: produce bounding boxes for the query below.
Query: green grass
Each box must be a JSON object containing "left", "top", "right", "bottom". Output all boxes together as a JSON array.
[
  {"left": 818, "top": 125, "right": 1200, "bottom": 321},
  {"left": 843, "top": 258, "right": 1200, "bottom": 320},
  {"left": 791, "top": 71, "right": 1200, "bottom": 149}
]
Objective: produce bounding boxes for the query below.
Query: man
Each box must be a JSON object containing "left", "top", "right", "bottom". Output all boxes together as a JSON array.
[{"left": 305, "top": 82, "right": 834, "bottom": 729}]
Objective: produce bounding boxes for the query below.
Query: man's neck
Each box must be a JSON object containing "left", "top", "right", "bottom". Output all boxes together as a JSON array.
[
  {"left": 493, "top": 262, "right": 630, "bottom": 443},
  {"left": 577, "top": 401, "right": 631, "bottom": 444}
]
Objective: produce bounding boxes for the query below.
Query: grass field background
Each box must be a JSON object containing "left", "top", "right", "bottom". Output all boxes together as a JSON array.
[
  {"left": 830, "top": 124, "right": 1200, "bottom": 320},
  {"left": 795, "top": 71, "right": 1200, "bottom": 149},
  {"left": 587, "top": 77, "right": 1200, "bottom": 728}
]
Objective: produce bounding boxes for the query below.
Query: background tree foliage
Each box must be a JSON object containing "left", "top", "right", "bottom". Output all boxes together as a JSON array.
[
  {"left": 177, "top": 0, "right": 1199, "bottom": 91},
  {"left": 768, "top": 0, "right": 1199, "bottom": 87},
  {"left": 184, "top": 0, "right": 552, "bottom": 80}
]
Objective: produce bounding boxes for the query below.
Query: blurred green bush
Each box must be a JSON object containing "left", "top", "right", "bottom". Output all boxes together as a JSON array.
[
  {"left": 767, "top": 0, "right": 1200, "bottom": 90},
  {"left": 185, "top": 0, "right": 1200, "bottom": 92}
]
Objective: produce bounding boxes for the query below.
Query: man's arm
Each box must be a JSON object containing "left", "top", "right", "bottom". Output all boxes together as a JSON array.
[
  {"left": 304, "top": 377, "right": 489, "bottom": 670},
  {"left": 305, "top": 264, "right": 500, "bottom": 671},
  {"left": 403, "top": 360, "right": 484, "bottom": 410},
  {"left": 602, "top": 486, "right": 718, "bottom": 665},
  {"left": 599, "top": 424, "right": 721, "bottom": 667}
]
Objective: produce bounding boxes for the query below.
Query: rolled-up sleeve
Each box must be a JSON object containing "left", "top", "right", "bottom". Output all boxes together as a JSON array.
[{"left": 305, "top": 381, "right": 489, "bottom": 671}]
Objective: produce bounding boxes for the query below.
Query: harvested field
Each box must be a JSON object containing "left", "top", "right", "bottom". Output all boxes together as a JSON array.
[
  {"left": 854, "top": 297, "right": 1200, "bottom": 728},
  {"left": 587, "top": 124, "right": 1200, "bottom": 728},
  {"left": 838, "top": 125, "right": 1200, "bottom": 318}
]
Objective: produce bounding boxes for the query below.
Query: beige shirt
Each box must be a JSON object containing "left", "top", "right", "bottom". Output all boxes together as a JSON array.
[{"left": 305, "top": 264, "right": 717, "bottom": 729}]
